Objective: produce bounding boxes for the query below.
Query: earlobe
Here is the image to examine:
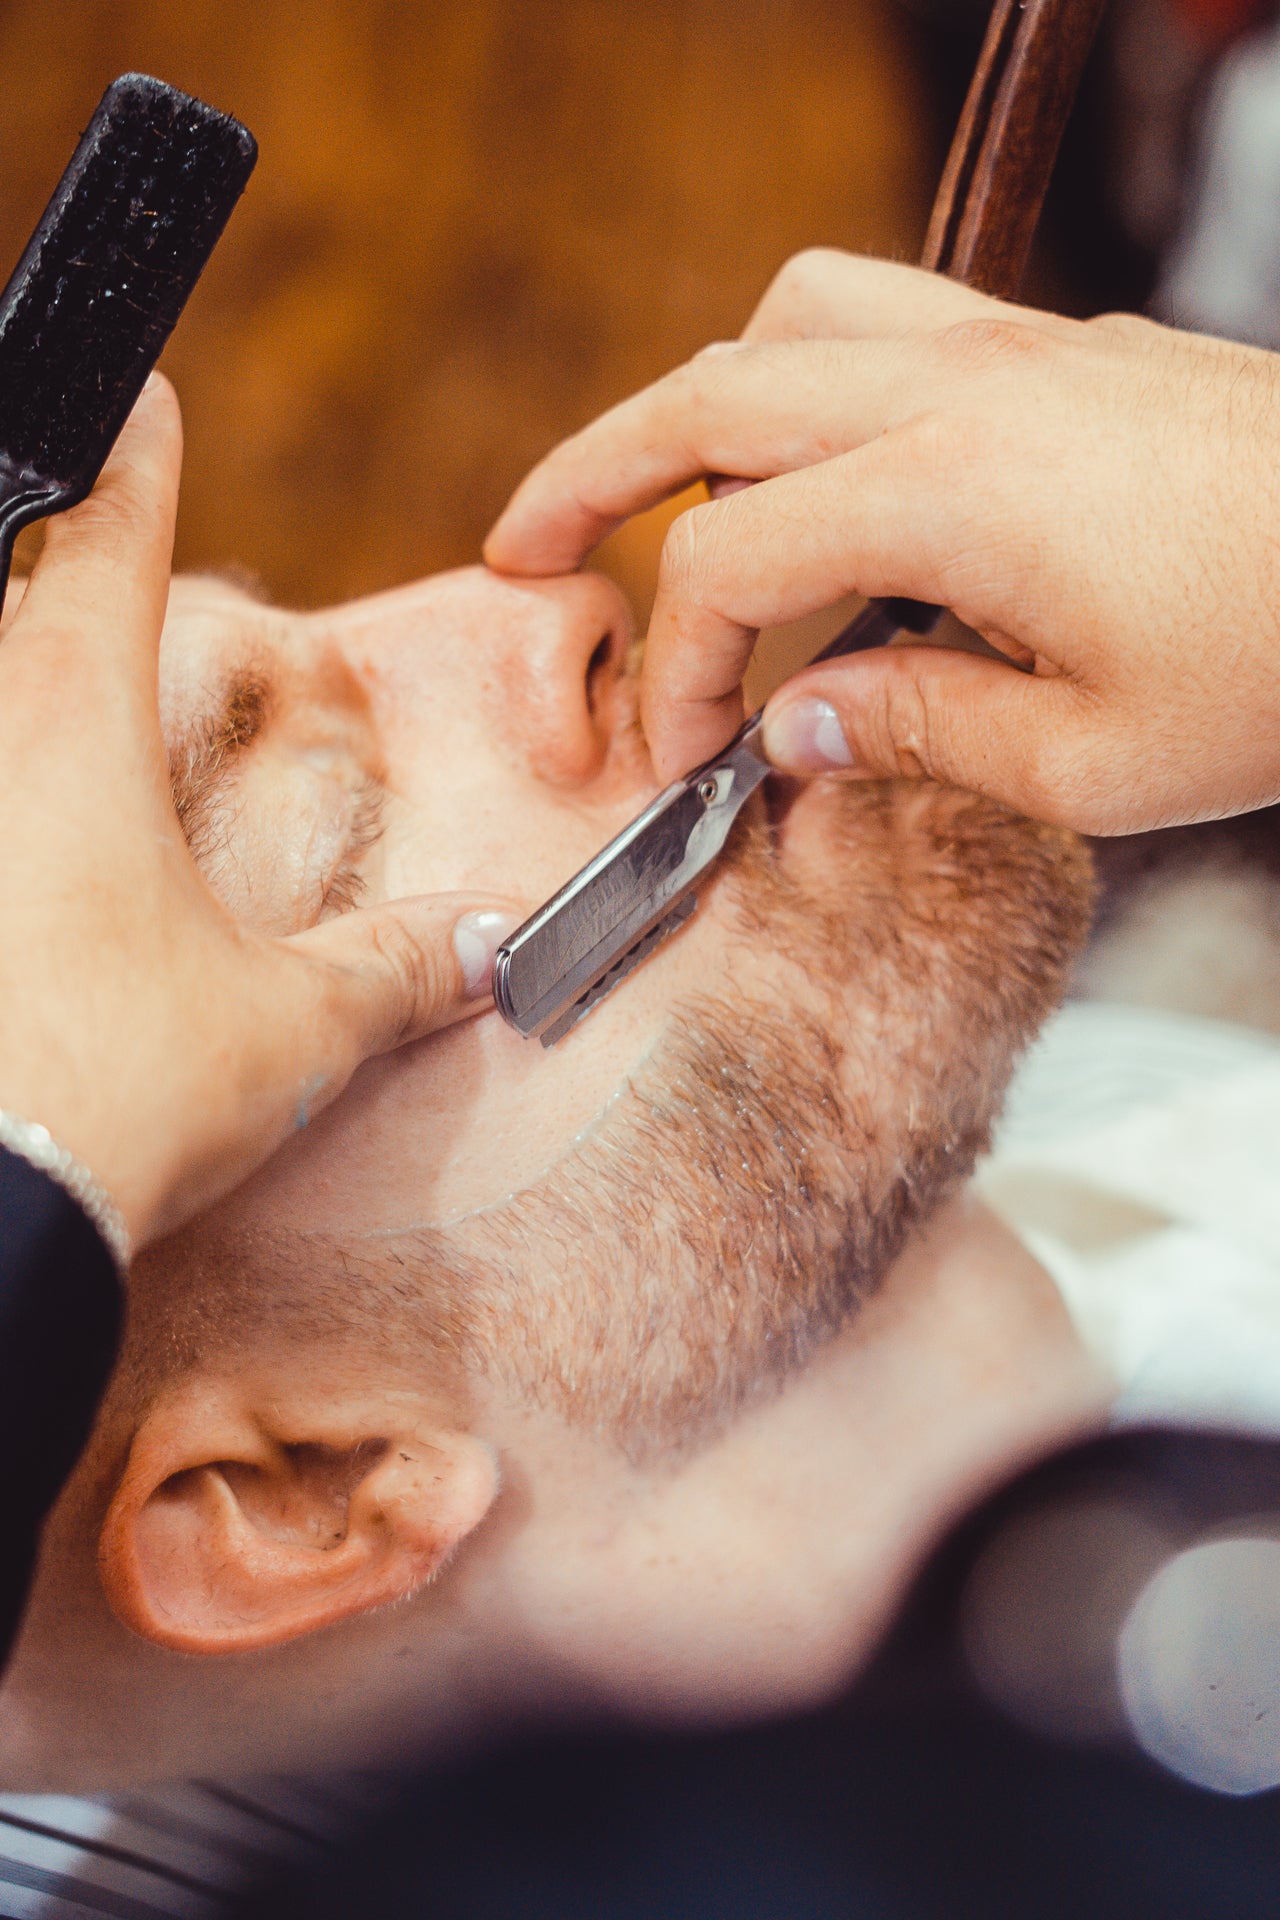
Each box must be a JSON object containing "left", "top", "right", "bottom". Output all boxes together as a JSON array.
[{"left": 98, "top": 1380, "right": 498, "bottom": 1654}]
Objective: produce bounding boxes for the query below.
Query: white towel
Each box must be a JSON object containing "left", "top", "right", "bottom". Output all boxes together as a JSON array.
[{"left": 982, "top": 1002, "right": 1280, "bottom": 1431}]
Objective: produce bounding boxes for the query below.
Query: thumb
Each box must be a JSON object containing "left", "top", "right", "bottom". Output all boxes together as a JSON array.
[
  {"left": 762, "top": 645, "right": 1106, "bottom": 831},
  {"left": 135, "top": 896, "right": 523, "bottom": 1247},
  {"left": 287, "top": 894, "right": 522, "bottom": 1064}
]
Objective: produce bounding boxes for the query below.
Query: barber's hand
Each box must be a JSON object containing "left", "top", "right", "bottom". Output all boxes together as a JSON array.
[
  {"left": 0, "top": 375, "right": 517, "bottom": 1253},
  {"left": 485, "top": 249, "right": 1280, "bottom": 835}
]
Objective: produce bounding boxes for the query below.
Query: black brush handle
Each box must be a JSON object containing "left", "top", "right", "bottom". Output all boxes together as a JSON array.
[{"left": 0, "top": 74, "right": 257, "bottom": 611}]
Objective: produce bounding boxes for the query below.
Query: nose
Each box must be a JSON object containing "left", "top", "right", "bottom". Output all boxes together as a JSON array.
[
  {"left": 336, "top": 566, "right": 639, "bottom": 792},
  {"left": 493, "top": 570, "right": 636, "bottom": 788}
]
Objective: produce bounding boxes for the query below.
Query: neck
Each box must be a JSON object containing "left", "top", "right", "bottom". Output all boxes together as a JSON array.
[
  {"left": 462, "top": 1190, "right": 1111, "bottom": 1725},
  {"left": 0, "top": 1192, "right": 1110, "bottom": 1787}
]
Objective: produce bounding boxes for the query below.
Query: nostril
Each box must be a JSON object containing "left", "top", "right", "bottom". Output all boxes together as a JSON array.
[
  {"left": 585, "top": 630, "right": 615, "bottom": 726},
  {"left": 510, "top": 575, "right": 637, "bottom": 787}
]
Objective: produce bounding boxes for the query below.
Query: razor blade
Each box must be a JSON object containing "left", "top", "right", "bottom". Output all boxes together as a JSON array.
[{"left": 493, "top": 596, "right": 939, "bottom": 1045}]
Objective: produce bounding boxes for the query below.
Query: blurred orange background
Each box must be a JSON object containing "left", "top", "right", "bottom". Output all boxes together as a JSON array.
[{"left": 0, "top": 0, "right": 936, "bottom": 623}]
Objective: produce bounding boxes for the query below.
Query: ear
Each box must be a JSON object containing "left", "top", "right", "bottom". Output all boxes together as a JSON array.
[{"left": 98, "top": 1378, "right": 498, "bottom": 1654}]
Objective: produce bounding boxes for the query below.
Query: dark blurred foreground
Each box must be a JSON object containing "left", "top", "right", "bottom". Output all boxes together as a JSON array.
[{"left": 241, "top": 1430, "right": 1280, "bottom": 1920}]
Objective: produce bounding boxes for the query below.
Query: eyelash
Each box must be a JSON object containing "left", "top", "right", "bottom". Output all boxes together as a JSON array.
[{"left": 319, "top": 779, "right": 387, "bottom": 918}]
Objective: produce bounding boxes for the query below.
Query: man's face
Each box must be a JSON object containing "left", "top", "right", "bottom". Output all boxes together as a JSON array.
[
  {"left": 134, "top": 564, "right": 1092, "bottom": 1469},
  {"left": 161, "top": 564, "right": 677, "bottom": 1233},
  {"left": 0, "top": 564, "right": 1096, "bottom": 1787}
]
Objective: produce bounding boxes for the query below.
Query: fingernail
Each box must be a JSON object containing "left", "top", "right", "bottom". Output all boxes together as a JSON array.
[
  {"left": 762, "top": 698, "right": 857, "bottom": 772},
  {"left": 454, "top": 909, "right": 520, "bottom": 998}
]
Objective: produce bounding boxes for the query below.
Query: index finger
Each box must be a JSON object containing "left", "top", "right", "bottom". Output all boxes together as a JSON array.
[
  {"left": 485, "top": 261, "right": 1064, "bottom": 578},
  {"left": 484, "top": 333, "right": 948, "bottom": 578}
]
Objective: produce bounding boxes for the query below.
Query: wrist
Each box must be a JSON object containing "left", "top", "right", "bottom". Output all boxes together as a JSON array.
[
  {"left": 0, "top": 1036, "right": 169, "bottom": 1253},
  {"left": 0, "top": 1110, "right": 132, "bottom": 1269}
]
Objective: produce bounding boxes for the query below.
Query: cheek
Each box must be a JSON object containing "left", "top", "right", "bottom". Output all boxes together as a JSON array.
[
  {"left": 238, "top": 1017, "right": 616, "bottom": 1229},
  {"left": 218, "top": 997, "right": 659, "bottom": 1235},
  {"left": 377, "top": 780, "right": 548, "bottom": 901},
  {"left": 208, "top": 859, "right": 771, "bottom": 1234},
  {"left": 374, "top": 759, "right": 653, "bottom": 909},
  {"left": 361, "top": 669, "right": 558, "bottom": 900},
  {"left": 347, "top": 580, "right": 528, "bottom": 788}
]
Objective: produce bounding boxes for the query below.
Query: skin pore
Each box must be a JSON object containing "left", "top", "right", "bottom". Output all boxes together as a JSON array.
[{"left": 0, "top": 566, "right": 1109, "bottom": 1786}]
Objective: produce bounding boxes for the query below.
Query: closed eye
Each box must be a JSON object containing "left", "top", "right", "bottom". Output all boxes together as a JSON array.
[{"left": 319, "top": 779, "right": 387, "bottom": 918}]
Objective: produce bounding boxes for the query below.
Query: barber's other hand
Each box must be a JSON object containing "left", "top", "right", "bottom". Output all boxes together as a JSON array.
[
  {"left": 0, "top": 376, "right": 517, "bottom": 1253},
  {"left": 485, "top": 250, "right": 1280, "bottom": 835}
]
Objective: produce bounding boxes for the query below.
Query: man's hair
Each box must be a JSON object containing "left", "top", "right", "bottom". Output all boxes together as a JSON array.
[{"left": 128, "top": 780, "right": 1094, "bottom": 1463}]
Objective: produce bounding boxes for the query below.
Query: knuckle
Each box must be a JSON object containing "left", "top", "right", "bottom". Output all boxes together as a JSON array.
[
  {"left": 680, "top": 353, "right": 731, "bottom": 429},
  {"left": 1088, "top": 310, "right": 1155, "bottom": 348},
  {"left": 365, "top": 913, "right": 449, "bottom": 1038},
  {"left": 657, "top": 502, "right": 714, "bottom": 595},
  {"left": 893, "top": 407, "right": 982, "bottom": 492},
  {"left": 777, "top": 245, "right": 847, "bottom": 293},
  {"left": 895, "top": 406, "right": 967, "bottom": 464},
  {"left": 53, "top": 483, "right": 141, "bottom": 547},
  {"left": 682, "top": 338, "right": 764, "bottom": 417},
  {"left": 55, "top": 462, "right": 171, "bottom": 559},
  {"left": 759, "top": 247, "right": 849, "bottom": 325},
  {"left": 658, "top": 358, "right": 735, "bottom": 457},
  {"left": 933, "top": 315, "right": 1047, "bottom": 377},
  {"left": 865, "top": 664, "right": 937, "bottom": 779}
]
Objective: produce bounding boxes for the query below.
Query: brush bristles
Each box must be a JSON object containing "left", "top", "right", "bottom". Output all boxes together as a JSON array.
[{"left": 0, "top": 74, "right": 256, "bottom": 498}]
